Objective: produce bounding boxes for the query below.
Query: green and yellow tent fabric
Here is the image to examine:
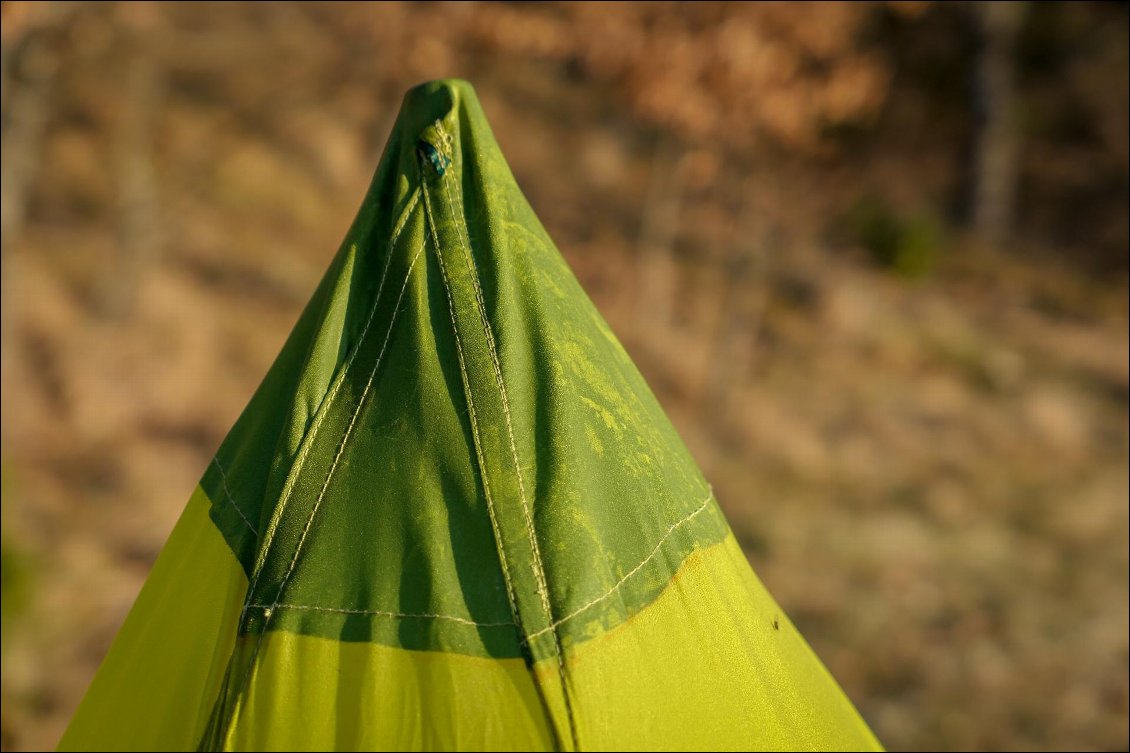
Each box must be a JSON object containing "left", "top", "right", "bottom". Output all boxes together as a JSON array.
[{"left": 59, "top": 80, "right": 881, "bottom": 752}]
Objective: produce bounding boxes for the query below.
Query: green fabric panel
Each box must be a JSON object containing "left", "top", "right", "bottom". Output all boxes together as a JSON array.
[
  {"left": 61, "top": 79, "right": 881, "bottom": 752},
  {"left": 57, "top": 488, "right": 248, "bottom": 752},
  {"left": 198, "top": 121, "right": 416, "bottom": 572},
  {"left": 417, "top": 84, "right": 727, "bottom": 659},
  {"left": 242, "top": 201, "right": 517, "bottom": 658},
  {"left": 195, "top": 78, "right": 728, "bottom": 668}
]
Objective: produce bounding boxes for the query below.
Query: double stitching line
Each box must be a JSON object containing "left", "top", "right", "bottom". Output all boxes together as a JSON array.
[
  {"left": 425, "top": 134, "right": 580, "bottom": 748},
  {"left": 215, "top": 188, "right": 423, "bottom": 745},
  {"left": 421, "top": 181, "right": 524, "bottom": 650},
  {"left": 239, "top": 188, "right": 420, "bottom": 623}
]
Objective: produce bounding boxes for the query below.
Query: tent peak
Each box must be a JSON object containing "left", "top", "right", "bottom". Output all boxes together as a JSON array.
[{"left": 395, "top": 78, "right": 478, "bottom": 145}]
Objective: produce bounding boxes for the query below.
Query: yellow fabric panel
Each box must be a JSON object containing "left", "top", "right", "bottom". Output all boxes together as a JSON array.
[
  {"left": 222, "top": 631, "right": 554, "bottom": 751},
  {"left": 58, "top": 487, "right": 248, "bottom": 752},
  {"left": 537, "top": 534, "right": 883, "bottom": 752}
]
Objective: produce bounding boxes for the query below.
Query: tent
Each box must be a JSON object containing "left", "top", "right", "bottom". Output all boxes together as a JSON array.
[{"left": 59, "top": 79, "right": 882, "bottom": 752}]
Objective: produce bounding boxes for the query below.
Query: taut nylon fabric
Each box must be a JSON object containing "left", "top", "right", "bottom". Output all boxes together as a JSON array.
[{"left": 60, "top": 80, "right": 882, "bottom": 752}]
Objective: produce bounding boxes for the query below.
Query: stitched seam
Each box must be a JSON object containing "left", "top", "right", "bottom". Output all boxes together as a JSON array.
[
  {"left": 439, "top": 178, "right": 553, "bottom": 620},
  {"left": 246, "top": 602, "right": 515, "bottom": 628},
  {"left": 268, "top": 235, "right": 425, "bottom": 612},
  {"left": 240, "top": 187, "right": 421, "bottom": 622},
  {"left": 525, "top": 491, "right": 714, "bottom": 642},
  {"left": 211, "top": 457, "right": 258, "bottom": 536},
  {"left": 439, "top": 170, "right": 578, "bottom": 749},
  {"left": 214, "top": 190, "right": 422, "bottom": 748},
  {"left": 224, "top": 229, "right": 425, "bottom": 737},
  {"left": 421, "top": 181, "right": 524, "bottom": 639},
  {"left": 238, "top": 485, "right": 713, "bottom": 633}
]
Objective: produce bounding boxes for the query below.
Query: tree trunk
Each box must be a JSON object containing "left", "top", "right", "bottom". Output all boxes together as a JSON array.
[{"left": 972, "top": 1, "right": 1027, "bottom": 247}]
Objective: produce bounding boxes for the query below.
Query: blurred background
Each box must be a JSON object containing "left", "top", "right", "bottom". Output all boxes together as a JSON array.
[{"left": 1, "top": 2, "right": 1127, "bottom": 750}]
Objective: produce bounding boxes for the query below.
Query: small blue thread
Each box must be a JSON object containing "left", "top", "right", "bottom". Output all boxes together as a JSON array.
[{"left": 418, "top": 140, "right": 450, "bottom": 177}]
